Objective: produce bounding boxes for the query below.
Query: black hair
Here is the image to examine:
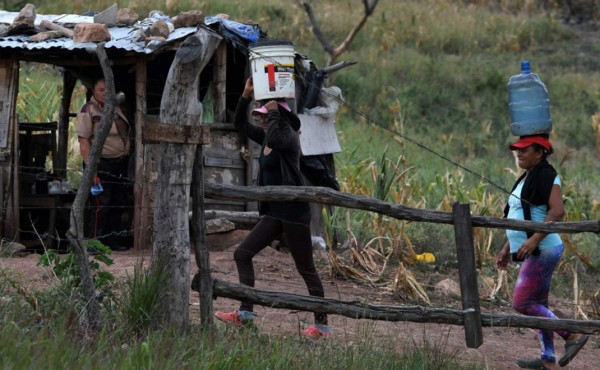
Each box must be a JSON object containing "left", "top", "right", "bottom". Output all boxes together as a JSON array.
[
  {"left": 531, "top": 143, "right": 552, "bottom": 159},
  {"left": 86, "top": 77, "right": 105, "bottom": 102}
]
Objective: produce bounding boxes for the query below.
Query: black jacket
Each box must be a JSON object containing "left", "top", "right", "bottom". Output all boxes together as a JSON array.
[{"left": 233, "top": 97, "right": 304, "bottom": 214}]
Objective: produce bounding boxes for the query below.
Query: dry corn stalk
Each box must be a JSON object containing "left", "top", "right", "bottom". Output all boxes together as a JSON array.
[
  {"left": 561, "top": 234, "right": 593, "bottom": 268},
  {"left": 328, "top": 237, "right": 375, "bottom": 284},
  {"left": 388, "top": 262, "right": 430, "bottom": 305},
  {"left": 489, "top": 269, "right": 510, "bottom": 301},
  {"left": 350, "top": 236, "right": 390, "bottom": 280},
  {"left": 571, "top": 264, "right": 590, "bottom": 320},
  {"left": 590, "top": 288, "right": 600, "bottom": 317},
  {"left": 328, "top": 249, "right": 371, "bottom": 282}
]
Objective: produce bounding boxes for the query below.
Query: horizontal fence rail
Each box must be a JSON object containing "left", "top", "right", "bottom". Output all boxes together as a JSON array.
[
  {"left": 213, "top": 279, "right": 600, "bottom": 334},
  {"left": 204, "top": 183, "right": 600, "bottom": 234}
]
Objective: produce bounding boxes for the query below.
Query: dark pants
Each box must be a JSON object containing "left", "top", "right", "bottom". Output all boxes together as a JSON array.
[
  {"left": 233, "top": 212, "right": 328, "bottom": 325},
  {"left": 88, "top": 156, "right": 130, "bottom": 248}
]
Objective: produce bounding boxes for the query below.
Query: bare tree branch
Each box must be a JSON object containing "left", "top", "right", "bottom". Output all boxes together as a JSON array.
[
  {"left": 301, "top": 2, "right": 333, "bottom": 54},
  {"left": 330, "top": 0, "right": 380, "bottom": 64},
  {"left": 321, "top": 60, "right": 357, "bottom": 75},
  {"left": 301, "top": 0, "right": 380, "bottom": 84}
]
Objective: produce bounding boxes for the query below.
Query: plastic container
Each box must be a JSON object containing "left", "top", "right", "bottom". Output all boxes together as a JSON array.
[
  {"left": 507, "top": 60, "right": 552, "bottom": 136},
  {"left": 91, "top": 182, "right": 103, "bottom": 196},
  {"left": 249, "top": 40, "right": 296, "bottom": 101}
]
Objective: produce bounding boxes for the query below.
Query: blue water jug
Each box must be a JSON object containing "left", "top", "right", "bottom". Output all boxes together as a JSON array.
[{"left": 507, "top": 60, "right": 552, "bottom": 136}]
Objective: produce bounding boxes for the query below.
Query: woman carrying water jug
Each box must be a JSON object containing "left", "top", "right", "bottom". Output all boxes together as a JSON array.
[{"left": 496, "top": 135, "right": 588, "bottom": 370}]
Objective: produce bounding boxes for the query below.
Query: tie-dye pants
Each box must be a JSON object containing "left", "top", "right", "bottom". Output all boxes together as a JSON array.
[{"left": 512, "top": 243, "right": 569, "bottom": 362}]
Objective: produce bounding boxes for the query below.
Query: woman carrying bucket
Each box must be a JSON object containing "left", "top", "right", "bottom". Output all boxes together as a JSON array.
[{"left": 214, "top": 77, "right": 333, "bottom": 339}]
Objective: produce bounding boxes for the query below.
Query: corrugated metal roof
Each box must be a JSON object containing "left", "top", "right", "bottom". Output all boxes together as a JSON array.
[
  {"left": 0, "top": 11, "right": 198, "bottom": 54},
  {"left": 0, "top": 11, "right": 94, "bottom": 25}
]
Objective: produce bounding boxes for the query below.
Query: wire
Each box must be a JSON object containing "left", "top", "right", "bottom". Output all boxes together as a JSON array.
[{"left": 242, "top": 43, "right": 547, "bottom": 207}]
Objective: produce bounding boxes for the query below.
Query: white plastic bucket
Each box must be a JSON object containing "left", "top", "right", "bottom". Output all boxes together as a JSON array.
[{"left": 249, "top": 40, "right": 296, "bottom": 101}]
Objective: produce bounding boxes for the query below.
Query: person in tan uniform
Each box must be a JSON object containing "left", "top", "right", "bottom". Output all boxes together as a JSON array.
[{"left": 76, "top": 78, "right": 131, "bottom": 251}]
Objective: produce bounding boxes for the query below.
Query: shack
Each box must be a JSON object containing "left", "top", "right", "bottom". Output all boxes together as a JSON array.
[{"left": 0, "top": 6, "right": 342, "bottom": 250}]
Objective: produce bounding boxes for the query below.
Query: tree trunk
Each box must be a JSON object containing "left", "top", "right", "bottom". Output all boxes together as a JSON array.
[
  {"left": 67, "top": 43, "right": 124, "bottom": 332},
  {"left": 152, "top": 28, "right": 222, "bottom": 329}
]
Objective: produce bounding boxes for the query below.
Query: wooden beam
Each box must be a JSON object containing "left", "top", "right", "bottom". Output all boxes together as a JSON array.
[
  {"left": 142, "top": 116, "right": 210, "bottom": 145},
  {"left": 196, "top": 209, "right": 260, "bottom": 225},
  {"left": 212, "top": 279, "right": 600, "bottom": 334},
  {"left": 191, "top": 144, "right": 214, "bottom": 330},
  {"left": 453, "top": 202, "right": 483, "bottom": 349},
  {"left": 212, "top": 41, "right": 227, "bottom": 123},
  {"left": 133, "top": 58, "right": 148, "bottom": 251},
  {"left": 12, "top": 54, "right": 140, "bottom": 67},
  {"left": 204, "top": 184, "right": 600, "bottom": 234},
  {"left": 56, "top": 71, "right": 76, "bottom": 178},
  {"left": 0, "top": 58, "right": 19, "bottom": 240}
]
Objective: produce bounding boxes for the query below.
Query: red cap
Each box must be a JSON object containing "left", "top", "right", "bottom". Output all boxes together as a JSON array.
[
  {"left": 509, "top": 135, "right": 553, "bottom": 152},
  {"left": 251, "top": 101, "right": 291, "bottom": 116}
]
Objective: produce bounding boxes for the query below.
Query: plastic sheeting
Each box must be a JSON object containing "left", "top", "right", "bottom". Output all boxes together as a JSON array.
[{"left": 205, "top": 16, "right": 265, "bottom": 45}]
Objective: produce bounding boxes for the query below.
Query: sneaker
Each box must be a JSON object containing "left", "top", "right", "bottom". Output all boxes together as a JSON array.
[
  {"left": 301, "top": 324, "right": 332, "bottom": 338},
  {"left": 215, "top": 310, "right": 254, "bottom": 327}
]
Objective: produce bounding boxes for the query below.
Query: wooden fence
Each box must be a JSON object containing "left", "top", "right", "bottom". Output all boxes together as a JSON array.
[{"left": 200, "top": 183, "right": 600, "bottom": 348}]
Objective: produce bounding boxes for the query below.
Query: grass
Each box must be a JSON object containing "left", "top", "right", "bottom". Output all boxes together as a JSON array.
[{"left": 0, "top": 265, "right": 481, "bottom": 369}]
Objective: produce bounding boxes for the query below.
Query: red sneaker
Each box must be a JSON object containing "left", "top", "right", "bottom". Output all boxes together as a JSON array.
[
  {"left": 215, "top": 310, "right": 254, "bottom": 327},
  {"left": 301, "top": 324, "right": 332, "bottom": 338}
]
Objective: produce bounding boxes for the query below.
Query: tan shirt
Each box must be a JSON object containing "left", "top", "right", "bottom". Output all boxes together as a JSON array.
[{"left": 76, "top": 96, "right": 130, "bottom": 159}]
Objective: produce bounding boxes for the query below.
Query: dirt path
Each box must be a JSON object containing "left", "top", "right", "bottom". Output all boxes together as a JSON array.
[{"left": 1, "top": 245, "right": 598, "bottom": 370}]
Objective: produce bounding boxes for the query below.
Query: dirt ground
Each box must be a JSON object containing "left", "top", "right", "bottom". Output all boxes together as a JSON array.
[{"left": 1, "top": 235, "right": 599, "bottom": 370}]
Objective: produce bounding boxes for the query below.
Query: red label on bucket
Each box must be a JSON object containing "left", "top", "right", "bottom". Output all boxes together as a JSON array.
[
  {"left": 262, "top": 65, "right": 295, "bottom": 73},
  {"left": 267, "top": 64, "right": 276, "bottom": 91}
]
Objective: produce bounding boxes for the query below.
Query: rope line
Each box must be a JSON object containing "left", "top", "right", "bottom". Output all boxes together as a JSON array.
[{"left": 243, "top": 43, "right": 531, "bottom": 204}]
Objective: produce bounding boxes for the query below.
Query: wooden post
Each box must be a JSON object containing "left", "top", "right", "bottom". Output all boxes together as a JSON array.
[
  {"left": 212, "top": 41, "right": 227, "bottom": 123},
  {"left": 0, "top": 58, "right": 19, "bottom": 240},
  {"left": 56, "top": 71, "right": 76, "bottom": 178},
  {"left": 452, "top": 202, "right": 483, "bottom": 348},
  {"left": 191, "top": 145, "right": 214, "bottom": 330},
  {"left": 152, "top": 28, "right": 222, "bottom": 328},
  {"left": 133, "top": 58, "right": 148, "bottom": 250}
]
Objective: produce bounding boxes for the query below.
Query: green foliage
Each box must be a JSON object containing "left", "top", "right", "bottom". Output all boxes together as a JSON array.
[{"left": 37, "top": 241, "right": 115, "bottom": 290}]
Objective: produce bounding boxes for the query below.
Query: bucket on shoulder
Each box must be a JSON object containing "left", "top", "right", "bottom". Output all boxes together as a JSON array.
[{"left": 249, "top": 40, "right": 296, "bottom": 101}]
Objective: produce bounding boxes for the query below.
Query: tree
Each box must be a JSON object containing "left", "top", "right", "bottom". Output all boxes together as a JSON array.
[{"left": 300, "top": 0, "right": 380, "bottom": 85}]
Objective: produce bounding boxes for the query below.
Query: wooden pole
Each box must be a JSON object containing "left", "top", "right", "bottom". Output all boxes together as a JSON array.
[
  {"left": 133, "top": 58, "right": 148, "bottom": 250},
  {"left": 1, "top": 59, "right": 19, "bottom": 240},
  {"left": 212, "top": 41, "right": 227, "bottom": 123},
  {"left": 452, "top": 202, "right": 483, "bottom": 348},
  {"left": 152, "top": 28, "right": 222, "bottom": 328},
  {"left": 213, "top": 279, "right": 600, "bottom": 334},
  {"left": 56, "top": 70, "right": 76, "bottom": 179},
  {"left": 191, "top": 145, "right": 214, "bottom": 330},
  {"left": 204, "top": 183, "right": 600, "bottom": 235}
]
